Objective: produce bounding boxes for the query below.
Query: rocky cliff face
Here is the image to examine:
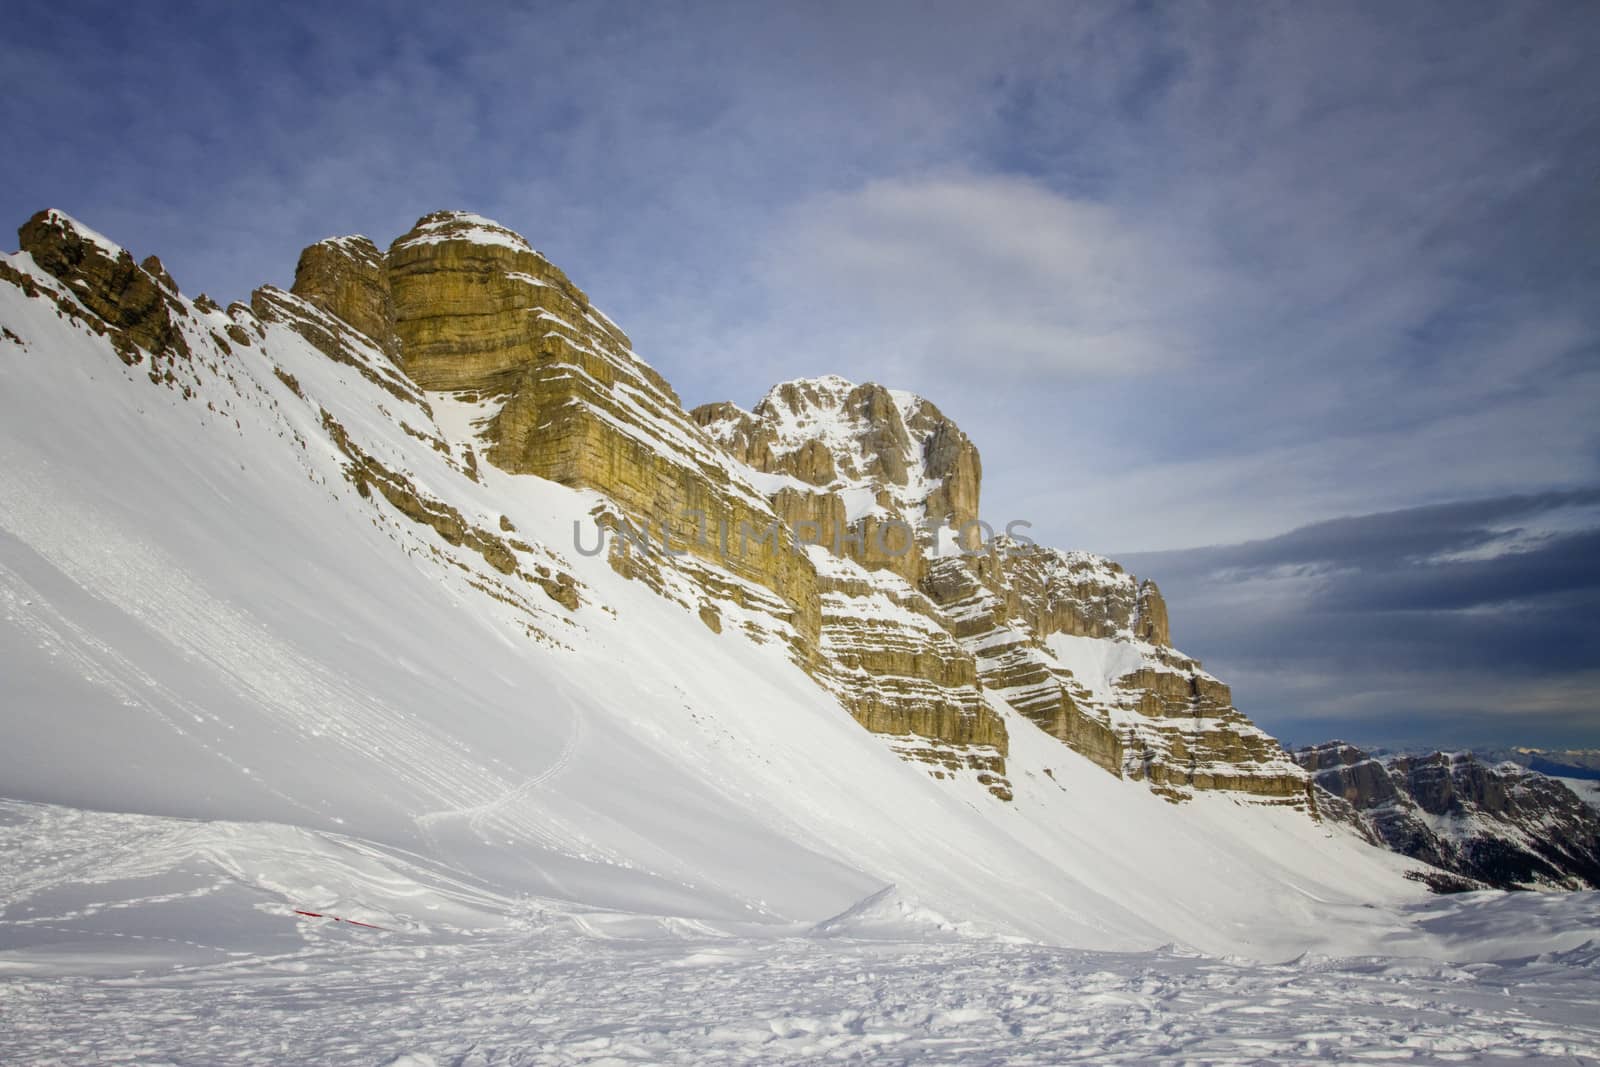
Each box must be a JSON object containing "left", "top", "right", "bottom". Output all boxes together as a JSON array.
[
  {"left": 1297, "top": 742, "right": 1600, "bottom": 890},
  {"left": 916, "top": 542, "right": 1304, "bottom": 799},
  {"left": 283, "top": 212, "right": 822, "bottom": 659},
  {"left": 695, "top": 375, "right": 1307, "bottom": 803},
  {"left": 12, "top": 207, "right": 1305, "bottom": 807},
  {"left": 292, "top": 235, "right": 398, "bottom": 359},
  {"left": 11, "top": 211, "right": 589, "bottom": 663},
  {"left": 694, "top": 375, "right": 983, "bottom": 566}
]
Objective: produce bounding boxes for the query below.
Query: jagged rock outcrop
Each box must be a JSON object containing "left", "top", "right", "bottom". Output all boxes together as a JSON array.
[
  {"left": 291, "top": 235, "right": 398, "bottom": 359},
  {"left": 928, "top": 542, "right": 1304, "bottom": 799},
  {"left": 923, "top": 553, "right": 1125, "bottom": 775},
  {"left": 8, "top": 211, "right": 588, "bottom": 654},
  {"left": 697, "top": 375, "right": 1307, "bottom": 803},
  {"left": 377, "top": 217, "right": 1007, "bottom": 789},
  {"left": 1134, "top": 580, "right": 1170, "bottom": 646},
  {"left": 1297, "top": 742, "right": 1600, "bottom": 890},
  {"left": 17, "top": 209, "right": 191, "bottom": 365},
  {"left": 386, "top": 212, "right": 632, "bottom": 391},
  {"left": 694, "top": 375, "right": 984, "bottom": 579},
  {"left": 693, "top": 376, "right": 1012, "bottom": 787},
  {"left": 805, "top": 547, "right": 1009, "bottom": 794}
]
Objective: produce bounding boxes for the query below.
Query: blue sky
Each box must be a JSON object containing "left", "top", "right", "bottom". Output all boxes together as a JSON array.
[{"left": 4, "top": 0, "right": 1598, "bottom": 749}]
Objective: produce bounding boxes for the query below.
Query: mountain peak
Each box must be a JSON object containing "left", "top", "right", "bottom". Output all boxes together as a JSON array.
[
  {"left": 1296, "top": 744, "right": 1600, "bottom": 890},
  {"left": 23, "top": 208, "right": 128, "bottom": 261},
  {"left": 693, "top": 376, "right": 981, "bottom": 535},
  {"left": 391, "top": 210, "right": 538, "bottom": 256},
  {"left": 16, "top": 207, "right": 191, "bottom": 363}
]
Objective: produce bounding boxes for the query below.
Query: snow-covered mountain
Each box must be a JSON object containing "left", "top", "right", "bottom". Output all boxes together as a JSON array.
[
  {"left": 5, "top": 209, "right": 1600, "bottom": 1061},
  {"left": 1485, "top": 747, "right": 1600, "bottom": 780},
  {"left": 1297, "top": 742, "right": 1600, "bottom": 891},
  {"left": 693, "top": 375, "right": 1306, "bottom": 800}
]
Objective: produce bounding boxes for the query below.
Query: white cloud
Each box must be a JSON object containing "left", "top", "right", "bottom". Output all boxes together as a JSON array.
[{"left": 756, "top": 172, "right": 1230, "bottom": 379}]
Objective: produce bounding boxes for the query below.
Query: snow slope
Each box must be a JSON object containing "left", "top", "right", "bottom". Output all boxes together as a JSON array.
[
  {"left": 4, "top": 796, "right": 1600, "bottom": 1063},
  {"left": 3, "top": 217, "right": 1599, "bottom": 1061},
  {"left": 1556, "top": 777, "right": 1600, "bottom": 814}
]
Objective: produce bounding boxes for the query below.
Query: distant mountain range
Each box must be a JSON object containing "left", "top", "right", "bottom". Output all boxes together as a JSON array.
[
  {"left": 1487, "top": 748, "right": 1600, "bottom": 781},
  {"left": 1295, "top": 742, "right": 1600, "bottom": 891}
]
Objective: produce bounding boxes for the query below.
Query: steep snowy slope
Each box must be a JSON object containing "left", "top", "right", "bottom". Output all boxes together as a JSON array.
[{"left": 0, "top": 209, "right": 1530, "bottom": 969}]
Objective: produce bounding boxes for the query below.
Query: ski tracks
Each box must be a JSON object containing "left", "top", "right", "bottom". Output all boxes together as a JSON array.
[{"left": 415, "top": 676, "right": 589, "bottom": 848}]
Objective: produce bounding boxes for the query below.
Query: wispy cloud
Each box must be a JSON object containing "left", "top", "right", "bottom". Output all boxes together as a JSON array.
[{"left": 747, "top": 172, "right": 1230, "bottom": 380}]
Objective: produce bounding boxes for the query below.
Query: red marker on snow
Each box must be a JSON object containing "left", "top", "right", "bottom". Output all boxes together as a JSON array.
[{"left": 293, "top": 909, "right": 387, "bottom": 931}]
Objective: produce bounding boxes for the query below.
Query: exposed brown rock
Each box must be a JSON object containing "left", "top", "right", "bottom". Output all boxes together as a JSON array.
[
  {"left": 381, "top": 216, "right": 1004, "bottom": 770},
  {"left": 698, "top": 372, "right": 1305, "bottom": 803},
  {"left": 291, "top": 235, "right": 398, "bottom": 358},
  {"left": 385, "top": 211, "right": 822, "bottom": 655},
  {"left": 923, "top": 554, "right": 1122, "bottom": 776},
  {"left": 693, "top": 377, "right": 984, "bottom": 579},
  {"left": 387, "top": 211, "right": 633, "bottom": 391},
  {"left": 18, "top": 209, "right": 190, "bottom": 361},
  {"left": 9, "top": 204, "right": 1308, "bottom": 806},
  {"left": 689, "top": 402, "right": 775, "bottom": 471},
  {"left": 811, "top": 558, "right": 1007, "bottom": 755},
  {"left": 251, "top": 286, "right": 425, "bottom": 408},
  {"left": 139, "top": 255, "right": 178, "bottom": 294},
  {"left": 1134, "top": 580, "right": 1170, "bottom": 646}
]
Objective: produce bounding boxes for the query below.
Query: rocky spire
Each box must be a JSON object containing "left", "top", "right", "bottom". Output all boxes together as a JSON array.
[{"left": 291, "top": 235, "right": 398, "bottom": 359}]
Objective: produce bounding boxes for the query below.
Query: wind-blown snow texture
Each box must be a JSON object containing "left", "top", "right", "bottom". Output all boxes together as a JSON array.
[{"left": 3, "top": 213, "right": 1598, "bottom": 1063}]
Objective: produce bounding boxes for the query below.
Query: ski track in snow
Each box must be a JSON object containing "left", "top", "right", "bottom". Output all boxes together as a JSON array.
[
  {"left": 3, "top": 932, "right": 1600, "bottom": 1065},
  {"left": 416, "top": 679, "right": 589, "bottom": 847}
]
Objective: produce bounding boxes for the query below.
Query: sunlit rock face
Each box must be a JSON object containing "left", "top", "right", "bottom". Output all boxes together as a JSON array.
[
  {"left": 693, "top": 376, "right": 1010, "bottom": 792},
  {"left": 697, "top": 374, "right": 1307, "bottom": 804},
  {"left": 358, "top": 215, "right": 1005, "bottom": 787},
  {"left": 292, "top": 235, "right": 398, "bottom": 360},
  {"left": 929, "top": 542, "right": 1304, "bottom": 801},
  {"left": 695, "top": 376, "right": 983, "bottom": 579},
  {"left": 17, "top": 209, "right": 193, "bottom": 366},
  {"left": 382, "top": 211, "right": 822, "bottom": 656}
]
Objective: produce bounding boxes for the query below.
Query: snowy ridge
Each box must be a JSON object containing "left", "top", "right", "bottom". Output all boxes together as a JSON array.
[{"left": 389, "top": 209, "right": 538, "bottom": 255}]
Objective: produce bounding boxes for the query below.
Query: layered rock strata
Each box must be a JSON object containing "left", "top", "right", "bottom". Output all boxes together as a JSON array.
[
  {"left": 697, "top": 376, "right": 1307, "bottom": 803},
  {"left": 290, "top": 213, "right": 1007, "bottom": 789}
]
